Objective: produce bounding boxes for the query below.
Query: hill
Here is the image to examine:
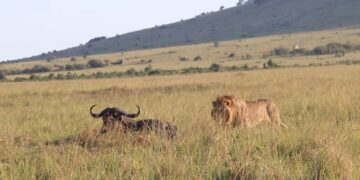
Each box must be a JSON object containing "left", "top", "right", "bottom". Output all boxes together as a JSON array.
[{"left": 12, "top": 0, "right": 360, "bottom": 61}]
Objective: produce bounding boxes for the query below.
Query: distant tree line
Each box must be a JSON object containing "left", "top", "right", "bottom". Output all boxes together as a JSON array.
[
  {"left": 7, "top": 63, "right": 258, "bottom": 82},
  {"left": 266, "top": 42, "right": 360, "bottom": 57},
  {"left": 0, "top": 59, "right": 114, "bottom": 76}
]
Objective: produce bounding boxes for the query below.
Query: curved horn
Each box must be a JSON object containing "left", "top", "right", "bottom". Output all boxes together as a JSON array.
[
  {"left": 125, "top": 105, "right": 140, "bottom": 118},
  {"left": 90, "top": 105, "right": 102, "bottom": 118}
]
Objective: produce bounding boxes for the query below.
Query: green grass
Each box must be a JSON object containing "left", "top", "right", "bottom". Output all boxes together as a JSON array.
[{"left": 1, "top": 65, "right": 360, "bottom": 179}]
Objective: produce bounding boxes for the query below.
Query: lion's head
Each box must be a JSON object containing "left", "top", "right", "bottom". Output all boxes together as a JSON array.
[{"left": 211, "top": 95, "right": 238, "bottom": 126}]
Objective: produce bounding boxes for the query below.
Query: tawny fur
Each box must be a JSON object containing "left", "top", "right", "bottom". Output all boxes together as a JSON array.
[{"left": 211, "top": 95, "right": 288, "bottom": 128}]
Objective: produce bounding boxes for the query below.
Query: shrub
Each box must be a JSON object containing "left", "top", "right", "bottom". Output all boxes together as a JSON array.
[
  {"left": 182, "top": 67, "right": 204, "bottom": 74},
  {"left": 179, "top": 57, "right": 189, "bottom": 62},
  {"left": 264, "top": 59, "right": 278, "bottom": 69},
  {"left": 148, "top": 69, "right": 161, "bottom": 76},
  {"left": 29, "top": 74, "right": 40, "bottom": 80},
  {"left": 48, "top": 73, "right": 55, "bottom": 80},
  {"left": 70, "top": 57, "right": 77, "bottom": 61},
  {"left": 228, "top": 53, "right": 236, "bottom": 58},
  {"left": 14, "top": 77, "right": 27, "bottom": 82},
  {"left": 242, "top": 64, "right": 249, "bottom": 70},
  {"left": 274, "top": 47, "right": 290, "bottom": 56},
  {"left": 111, "top": 59, "right": 124, "bottom": 65},
  {"left": 23, "top": 65, "right": 51, "bottom": 74},
  {"left": 0, "top": 71, "right": 6, "bottom": 80},
  {"left": 242, "top": 54, "right": 252, "bottom": 60},
  {"left": 73, "top": 64, "right": 87, "bottom": 70},
  {"left": 126, "top": 68, "right": 137, "bottom": 76},
  {"left": 312, "top": 46, "right": 328, "bottom": 55},
  {"left": 87, "top": 59, "right": 107, "bottom": 68},
  {"left": 210, "top": 63, "right": 221, "bottom": 72},
  {"left": 326, "top": 43, "right": 345, "bottom": 54},
  {"left": 144, "top": 65, "right": 153, "bottom": 72},
  {"left": 66, "top": 72, "right": 77, "bottom": 79},
  {"left": 46, "top": 56, "right": 55, "bottom": 62},
  {"left": 193, "top": 56, "right": 203, "bottom": 61},
  {"left": 56, "top": 74, "right": 65, "bottom": 80},
  {"left": 292, "top": 48, "right": 309, "bottom": 56},
  {"left": 65, "top": 64, "right": 75, "bottom": 71}
]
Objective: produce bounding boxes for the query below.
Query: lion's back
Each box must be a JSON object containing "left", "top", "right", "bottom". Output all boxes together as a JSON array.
[{"left": 244, "top": 99, "right": 280, "bottom": 126}]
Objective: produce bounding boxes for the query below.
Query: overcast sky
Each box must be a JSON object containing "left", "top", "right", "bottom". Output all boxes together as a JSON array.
[{"left": 0, "top": 0, "right": 238, "bottom": 61}]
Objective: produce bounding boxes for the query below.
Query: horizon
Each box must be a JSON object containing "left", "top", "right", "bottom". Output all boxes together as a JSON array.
[{"left": 0, "top": 0, "right": 238, "bottom": 61}]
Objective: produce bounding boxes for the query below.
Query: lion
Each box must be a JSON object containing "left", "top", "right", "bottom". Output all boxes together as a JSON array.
[{"left": 211, "top": 95, "right": 288, "bottom": 128}]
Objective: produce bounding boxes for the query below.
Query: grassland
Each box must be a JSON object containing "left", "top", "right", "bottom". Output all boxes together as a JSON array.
[
  {"left": 1, "top": 65, "right": 360, "bottom": 179},
  {"left": 2, "top": 27, "right": 360, "bottom": 80}
]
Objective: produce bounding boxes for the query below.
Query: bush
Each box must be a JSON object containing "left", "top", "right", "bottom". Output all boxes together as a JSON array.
[
  {"left": 126, "top": 68, "right": 137, "bottom": 76},
  {"left": 210, "top": 63, "right": 221, "bottom": 72},
  {"left": 56, "top": 74, "right": 65, "bottom": 80},
  {"left": 326, "top": 43, "right": 345, "bottom": 54},
  {"left": 182, "top": 67, "right": 204, "bottom": 74},
  {"left": 70, "top": 57, "right": 77, "bottom": 61},
  {"left": 65, "top": 64, "right": 75, "bottom": 71},
  {"left": 274, "top": 47, "right": 290, "bottom": 56},
  {"left": 29, "top": 74, "right": 40, "bottom": 80},
  {"left": 312, "top": 46, "right": 328, "bottom": 55},
  {"left": 111, "top": 59, "right": 124, "bottom": 65},
  {"left": 263, "top": 59, "right": 278, "bottom": 69},
  {"left": 144, "top": 65, "right": 153, "bottom": 72},
  {"left": 241, "top": 54, "right": 252, "bottom": 60},
  {"left": 193, "top": 56, "right": 203, "bottom": 61},
  {"left": 87, "top": 59, "right": 107, "bottom": 68},
  {"left": 242, "top": 64, "right": 249, "bottom": 70},
  {"left": 179, "top": 57, "right": 189, "bottom": 62},
  {"left": 292, "top": 48, "right": 309, "bottom": 55},
  {"left": 23, "top": 65, "right": 51, "bottom": 74},
  {"left": 228, "top": 53, "right": 236, "bottom": 58},
  {"left": 48, "top": 73, "right": 55, "bottom": 80},
  {"left": 66, "top": 72, "right": 77, "bottom": 79},
  {"left": 14, "top": 77, "right": 27, "bottom": 82},
  {"left": 0, "top": 71, "right": 6, "bottom": 80},
  {"left": 73, "top": 64, "right": 87, "bottom": 70}
]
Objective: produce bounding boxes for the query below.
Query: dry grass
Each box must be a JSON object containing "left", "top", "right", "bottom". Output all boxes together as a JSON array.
[
  {"left": 2, "top": 26, "right": 360, "bottom": 80},
  {"left": 1, "top": 65, "right": 360, "bottom": 179}
]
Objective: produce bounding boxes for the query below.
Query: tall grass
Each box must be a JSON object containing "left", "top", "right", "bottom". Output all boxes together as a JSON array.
[{"left": 0, "top": 65, "right": 360, "bottom": 179}]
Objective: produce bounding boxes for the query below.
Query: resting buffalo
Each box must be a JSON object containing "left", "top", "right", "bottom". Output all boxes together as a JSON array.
[{"left": 90, "top": 105, "right": 177, "bottom": 139}]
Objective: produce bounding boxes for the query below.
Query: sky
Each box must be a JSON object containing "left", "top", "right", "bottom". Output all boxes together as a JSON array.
[{"left": 0, "top": 0, "right": 239, "bottom": 61}]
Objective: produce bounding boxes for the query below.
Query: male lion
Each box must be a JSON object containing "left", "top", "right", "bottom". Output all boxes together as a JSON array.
[{"left": 211, "top": 95, "right": 288, "bottom": 128}]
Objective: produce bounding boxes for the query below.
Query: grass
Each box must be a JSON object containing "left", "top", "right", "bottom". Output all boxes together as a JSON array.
[
  {"left": 2, "top": 26, "right": 360, "bottom": 80},
  {"left": 1, "top": 65, "right": 360, "bottom": 179}
]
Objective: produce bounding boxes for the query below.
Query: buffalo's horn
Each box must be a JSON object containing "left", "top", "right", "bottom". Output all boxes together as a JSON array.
[
  {"left": 124, "top": 105, "right": 140, "bottom": 118},
  {"left": 90, "top": 105, "right": 102, "bottom": 118}
]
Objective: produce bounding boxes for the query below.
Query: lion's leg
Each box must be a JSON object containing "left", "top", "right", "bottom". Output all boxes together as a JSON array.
[
  {"left": 225, "top": 111, "right": 234, "bottom": 126},
  {"left": 267, "top": 102, "right": 282, "bottom": 125}
]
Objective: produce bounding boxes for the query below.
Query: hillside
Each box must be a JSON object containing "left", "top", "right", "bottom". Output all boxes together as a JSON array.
[{"left": 14, "top": 0, "right": 360, "bottom": 61}]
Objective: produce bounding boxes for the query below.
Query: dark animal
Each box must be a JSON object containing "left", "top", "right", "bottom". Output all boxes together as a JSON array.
[{"left": 90, "top": 105, "right": 177, "bottom": 139}]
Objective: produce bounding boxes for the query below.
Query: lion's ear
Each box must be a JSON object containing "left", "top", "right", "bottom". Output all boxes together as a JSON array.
[
  {"left": 212, "top": 101, "right": 216, "bottom": 106},
  {"left": 225, "top": 100, "right": 231, "bottom": 106}
]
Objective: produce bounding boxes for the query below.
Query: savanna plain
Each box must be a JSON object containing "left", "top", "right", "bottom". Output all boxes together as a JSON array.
[{"left": 1, "top": 64, "right": 360, "bottom": 179}]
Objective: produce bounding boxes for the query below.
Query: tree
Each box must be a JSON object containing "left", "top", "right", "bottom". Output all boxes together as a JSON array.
[{"left": 220, "top": 6, "right": 224, "bottom": 10}]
